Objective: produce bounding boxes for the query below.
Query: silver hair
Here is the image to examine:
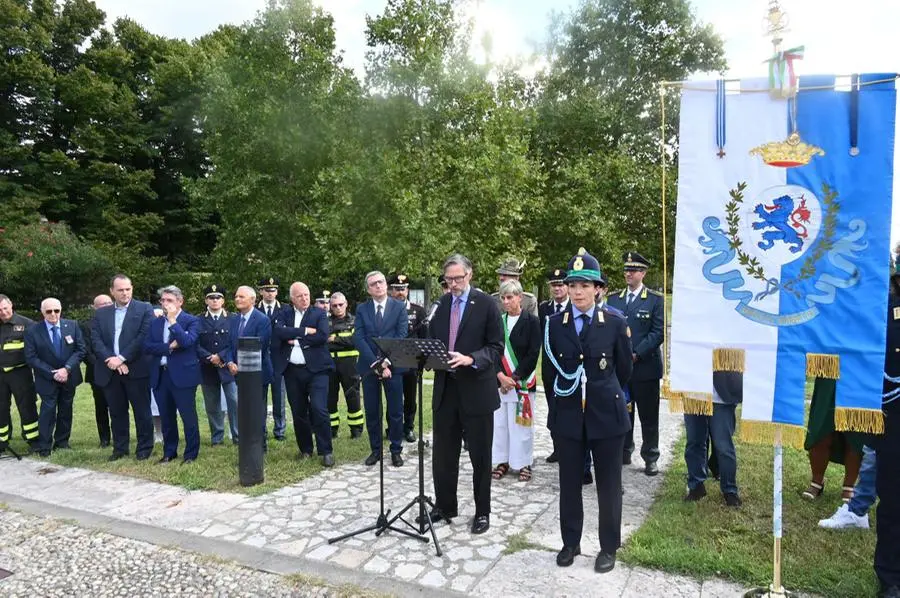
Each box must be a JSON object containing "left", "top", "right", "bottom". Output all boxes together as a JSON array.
[
  {"left": 40, "top": 297, "right": 62, "bottom": 311},
  {"left": 498, "top": 279, "right": 523, "bottom": 296},
  {"left": 236, "top": 285, "right": 257, "bottom": 300},
  {"left": 443, "top": 253, "right": 473, "bottom": 275},
  {"left": 364, "top": 270, "right": 386, "bottom": 288},
  {"left": 330, "top": 291, "right": 346, "bottom": 303},
  {"left": 157, "top": 285, "right": 184, "bottom": 301}
]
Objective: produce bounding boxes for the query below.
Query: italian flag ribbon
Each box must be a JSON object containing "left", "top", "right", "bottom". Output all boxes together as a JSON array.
[
  {"left": 765, "top": 46, "right": 805, "bottom": 98},
  {"left": 502, "top": 314, "right": 535, "bottom": 427}
]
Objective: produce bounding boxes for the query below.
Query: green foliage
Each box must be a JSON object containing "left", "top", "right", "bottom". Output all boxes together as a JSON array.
[{"left": 0, "top": 222, "right": 115, "bottom": 310}]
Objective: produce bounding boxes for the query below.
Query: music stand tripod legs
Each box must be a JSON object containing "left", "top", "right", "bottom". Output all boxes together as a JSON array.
[
  {"left": 328, "top": 378, "right": 427, "bottom": 547},
  {"left": 0, "top": 442, "right": 23, "bottom": 461}
]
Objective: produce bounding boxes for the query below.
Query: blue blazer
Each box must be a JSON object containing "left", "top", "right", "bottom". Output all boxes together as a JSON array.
[
  {"left": 90, "top": 301, "right": 154, "bottom": 386},
  {"left": 272, "top": 305, "right": 334, "bottom": 375},
  {"left": 228, "top": 308, "right": 273, "bottom": 385},
  {"left": 197, "top": 312, "right": 236, "bottom": 385},
  {"left": 143, "top": 311, "right": 202, "bottom": 390},
  {"left": 353, "top": 297, "right": 408, "bottom": 376},
  {"left": 25, "top": 319, "right": 86, "bottom": 396}
]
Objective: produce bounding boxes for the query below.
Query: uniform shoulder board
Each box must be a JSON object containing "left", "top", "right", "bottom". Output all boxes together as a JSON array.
[
  {"left": 618, "top": 289, "right": 627, "bottom": 298},
  {"left": 602, "top": 308, "right": 625, "bottom": 321},
  {"left": 646, "top": 288, "right": 663, "bottom": 297}
]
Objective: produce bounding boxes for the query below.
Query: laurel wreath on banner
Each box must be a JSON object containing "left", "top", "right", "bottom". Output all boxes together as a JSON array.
[{"left": 725, "top": 181, "right": 839, "bottom": 298}]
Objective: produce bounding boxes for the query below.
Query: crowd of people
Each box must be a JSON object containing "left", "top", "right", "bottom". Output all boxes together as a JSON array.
[{"left": 1, "top": 248, "right": 898, "bottom": 588}]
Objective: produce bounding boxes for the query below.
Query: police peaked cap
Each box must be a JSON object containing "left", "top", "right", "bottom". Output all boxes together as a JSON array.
[
  {"left": 622, "top": 252, "right": 651, "bottom": 271},
  {"left": 258, "top": 276, "right": 280, "bottom": 289},
  {"left": 204, "top": 284, "right": 226, "bottom": 297},
  {"left": 564, "top": 248, "right": 603, "bottom": 283}
]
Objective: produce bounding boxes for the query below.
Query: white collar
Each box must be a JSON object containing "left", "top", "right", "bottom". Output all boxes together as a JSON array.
[
  {"left": 373, "top": 298, "right": 388, "bottom": 310},
  {"left": 628, "top": 285, "right": 644, "bottom": 297}
]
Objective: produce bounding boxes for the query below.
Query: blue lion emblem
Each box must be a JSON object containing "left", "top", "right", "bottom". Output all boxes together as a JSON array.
[{"left": 752, "top": 194, "right": 810, "bottom": 254}]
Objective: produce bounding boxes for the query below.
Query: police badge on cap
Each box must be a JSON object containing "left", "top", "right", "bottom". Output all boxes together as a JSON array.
[
  {"left": 622, "top": 252, "right": 651, "bottom": 272},
  {"left": 546, "top": 268, "right": 567, "bottom": 284},
  {"left": 258, "top": 276, "right": 280, "bottom": 291},
  {"left": 388, "top": 273, "right": 410, "bottom": 288},
  {"left": 204, "top": 284, "right": 226, "bottom": 298},
  {"left": 564, "top": 248, "right": 603, "bottom": 283}
]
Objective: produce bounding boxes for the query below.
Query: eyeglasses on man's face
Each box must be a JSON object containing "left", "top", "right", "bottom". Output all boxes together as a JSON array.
[
  {"left": 444, "top": 275, "right": 467, "bottom": 284},
  {"left": 44, "top": 309, "right": 61, "bottom": 314}
]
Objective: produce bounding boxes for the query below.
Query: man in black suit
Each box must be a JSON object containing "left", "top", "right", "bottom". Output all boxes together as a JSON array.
[
  {"left": 606, "top": 252, "right": 665, "bottom": 476},
  {"left": 25, "top": 298, "right": 86, "bottom": 456},
  {"left": 425, "top": 253, "right": 503, "bottom": 535},
  {"left": 389, "top": 272, "right": 427, "bottom": 443},
  {"left": 538, "top": 267, "right": 569, "bottom": 463},
  {"left": 81, "top": 294, "right": 114, "bottom": 447},
  {"left": 91, "top": 274, "right": 155, "bottom": 461},
  {"left": 272, "top": 282, "right": 336, "bottom": 466}
]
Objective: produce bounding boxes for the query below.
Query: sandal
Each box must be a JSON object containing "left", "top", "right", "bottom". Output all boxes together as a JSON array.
[
  {"left": 492, "top": 463, "right": 509, "bottom": 480},
  {"left": 518, "top": 466, "right": 533, "bottom": 482},
  {"left": 841, "top": 485, "right": 854, "bottom": 503},
  {"left": 801, "top": 480, "right": 824, "bottom": 500}
]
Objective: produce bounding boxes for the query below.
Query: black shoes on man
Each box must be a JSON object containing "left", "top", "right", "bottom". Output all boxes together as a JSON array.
[{"left": 556, "top": 545, "right": 616, "bottom": 573}]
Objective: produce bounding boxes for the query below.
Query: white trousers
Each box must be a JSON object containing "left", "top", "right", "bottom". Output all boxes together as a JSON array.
[{"left": 492, "top": 392, "right": 534, "bottom": 470}]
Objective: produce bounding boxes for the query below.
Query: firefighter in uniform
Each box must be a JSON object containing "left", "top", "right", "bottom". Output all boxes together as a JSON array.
[
  {"left": 544, "top": 249, "right": 632, "bottom": 574},
  {"left": 492, "top": 258, "right": 538, "bottom": 317},
  {"left": 257, "top": 276, "right": 286, "bottom": 441},
  {"left": 0, "top": 294, "right": 40, "bottom": 450},
  {"left": 327, "top": 291, "right": 364, "bottom": 439},
  {"left": 606, "top": 251, "right": 664, "bottom": 476},
  {"left": 389, "top": 273, "right": 426, "bottom": 442}
]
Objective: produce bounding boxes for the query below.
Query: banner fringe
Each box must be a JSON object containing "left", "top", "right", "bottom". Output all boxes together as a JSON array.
[
  {"left": 835, "top": 407, "right": 884, "bottom": 434},
  {"left": 739, "top": 420, "right": 806, "bottom": 449},
  {"left": 713, "top": 348, "right": 746, "bottom": 372},
  {"left": 806, "top": 353, "right": 840, "bottom": 379}
]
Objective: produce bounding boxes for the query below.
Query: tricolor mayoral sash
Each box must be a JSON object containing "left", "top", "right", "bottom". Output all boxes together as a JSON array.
[{"left": 668, "top": 75, "right": 897, "bottom": 445}]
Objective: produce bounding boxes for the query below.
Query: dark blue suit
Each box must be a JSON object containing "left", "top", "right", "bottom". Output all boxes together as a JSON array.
[
  {"left": 25, "top": 319, "right": 86, "bottom": 451},
  {"left": 91, "top": 301, "right": 155, "bottom": 457},
  {"left": 143, "top": 311, "right": 202, "bottom": 460},
  {"left": 545, "top": 305, "right": 632, "bottom": 555},
  {"left": 353, "top": 297, "right": 408, "bottom": 454},
  {"left": 228, "top": 308, "right": 273, "bottom": 448},
  {"left": 273, "top": 305, "right": 334, "bottom": 455}
]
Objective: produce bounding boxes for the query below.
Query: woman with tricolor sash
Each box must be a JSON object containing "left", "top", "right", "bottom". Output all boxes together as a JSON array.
[{"left": 492, "top": 279, "right": 541, "bottom": 482}]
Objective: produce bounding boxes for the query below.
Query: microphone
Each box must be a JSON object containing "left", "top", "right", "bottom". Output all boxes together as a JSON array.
[{"left": 424, "top": 301, "right": 440, "bottom": 324}]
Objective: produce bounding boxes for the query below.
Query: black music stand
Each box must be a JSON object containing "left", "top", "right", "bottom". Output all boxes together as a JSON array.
[
  {"left": 373, "top": 337, "right": 453, "bottom": 556},
  {"left": 0, "top": 442, "right": 23, "bottom": 461}
]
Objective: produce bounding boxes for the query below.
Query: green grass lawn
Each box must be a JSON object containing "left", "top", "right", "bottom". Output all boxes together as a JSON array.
[
  {"left": 621, "top": 418, "right": 878, "bottom": 598},
  {"left": 6, "top": 377, "right": 432, "bottom": 497}
]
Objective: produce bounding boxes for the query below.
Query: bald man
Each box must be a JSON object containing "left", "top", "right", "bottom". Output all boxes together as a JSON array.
[
  {"left": 272, "top": 282, "right": 335, "bottom": 466},
  {"left": 25, "top": 298, "right": 86, "bottom": 456},
  {"left": 82, "top": 294, "right": 114, "bottom": 446}
]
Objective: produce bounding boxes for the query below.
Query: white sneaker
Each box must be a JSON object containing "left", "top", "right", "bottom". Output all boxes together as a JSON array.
[{"left": 818, "top": 503, "right": 869, "bottom": 529}]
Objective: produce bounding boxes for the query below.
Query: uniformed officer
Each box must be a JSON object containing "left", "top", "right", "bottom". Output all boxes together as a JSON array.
[
  {"left": 492, "top": 258, "right": 538, "bottom": 317},
  {"left": 539, "top": 267, "right": 569, "bottom": 464},
  {"left": 389, "top": 273, "right": 426, "bottom": 442},
  {"left": 545, "top": 249, "right": 632, "bottom": 573},
  {"left": 327, "top": 291, "right": 364, "bottom": 439},
  {"left": 606, "top": 252, "right": 664, "bottom": 476},
  {"left": 257, "top": 276, "right": 286, "bottom": 441},
  {"left": 315, "top": 290, "right": 331, "bottom": 315},
  {"left": 197, "top": 284, "right": 238, "bottom": 445},
  {"left": 0, "top": 294, "right": 40, "bottom": 451}
]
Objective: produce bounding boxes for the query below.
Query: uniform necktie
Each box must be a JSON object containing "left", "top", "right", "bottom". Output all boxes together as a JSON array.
[
  {"left": 375, "top": 304, "right": 384, "bottom": 329},
  {"left": 448, "top": 297, "right": 461, "bottom": 351},
  {"left": 267, "top": 305, "right": 273, "bottom": 317},
  {"left": 51, "top": 325, "right": 62, "bottom": 356},
  {"left": 627, "top": 292, "right": 635, "bottom": 306},
  {"left": 238, "top": 315, "right": 247, "bottom": 337},
  {"left": 554, "top": 303, "right": 562, "bottom": 314},
  {"left": 578, "top": 313, "right": 590, "bottom": 341}
]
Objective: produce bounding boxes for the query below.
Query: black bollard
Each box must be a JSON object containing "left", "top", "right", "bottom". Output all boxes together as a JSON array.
[{"left": 237, "top": 336, "right": 264, "bottom": 486}]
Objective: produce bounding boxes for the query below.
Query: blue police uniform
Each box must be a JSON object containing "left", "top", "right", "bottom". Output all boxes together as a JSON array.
[
  {"left": 545, "top": 249, "right": 632, "bottom": 574},
  {"left": 257, "top": 276, "right": 286, "bottom": 440},
  {"left": 197, "top": 284, "right": 238, "bottom": 445},
  {"left": 539, "top": 267, "right": 569, "bottom": 464},
  {"left": 606, "top": 251, "right": 664, "bottom": 474}
]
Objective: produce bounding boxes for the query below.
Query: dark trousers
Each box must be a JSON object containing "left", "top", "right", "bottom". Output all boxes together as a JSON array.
[
  {"left": 402, "top": 370, "right": 417, "bottom": 432},
  {"left": 327, "top": 357, "right": 362, "bottom": 431},
  {"left": 37, "top": 386, "right": 75, "bottom": 451},
  {"left": 362, "top": 372, "right": 403, "bottom": 454},
  {"left": 557, "top": 432, "right": 625, "bottom": 553},
  {"left": 624, "top": 378, "right": 661, "bottom": 463},
  {"left": 156, "top": 368, "right": 200, "bottom": 460},
  {"left": 102, "top": 374, "right": 153, "bottom": 457},
  {"left": 284, "top": 364, "right": 332, "bottom": 456},
  {"left": 89, "top": 382, "right": 111, "bottom": 444},
  {"left": 432, "top": 377, "right": 493, "bottom": 517},
  {"left": 876, "top": 401, "right": 900, "bottom": 589},
  {"left": 684, "top": 403, "right": 738, "bottom": 495},
  {"left": 542, "top": 375, "right": 558, "bottom": 454},
  {"left": 262, "top": 373, "right": 286, "bottom": 438},
  {"left": 0, "top": 367, "right": 40, "bottom": 444}
]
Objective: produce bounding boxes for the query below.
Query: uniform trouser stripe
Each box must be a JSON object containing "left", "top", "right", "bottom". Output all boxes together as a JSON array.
[
  {"left": 330, "top": 412, "right": 340, "bottom": 425},
  {"left": 347, "top": 410, "right": 365, "bottom": 425}
]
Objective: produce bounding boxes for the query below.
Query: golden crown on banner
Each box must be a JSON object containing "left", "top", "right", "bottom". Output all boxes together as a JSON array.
[{"left": 749, "top": 132, "right": 825, "bottom": 168}]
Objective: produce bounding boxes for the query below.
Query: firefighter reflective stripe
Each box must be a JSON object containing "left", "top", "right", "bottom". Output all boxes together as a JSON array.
[
  {"left": 0, "top": 424, "right": 9, "bottom": 442},
  {"left": 331, "top": 350, "right": 359, "bottom": 358},
  {"left": 336, "top": 331, "right": 353, "bottom": 337},
  {"left": 329, "top": 411, "right": 341, "bottom": 426},
  {"left": 22, "top": 420, "right": 39, "bottom": 440},
  {"left": 2, "top": 340, "right": 24, "bottom": 350},
  {"left": 347, "top": 409, "right": 365, "bottom": 426},
  {"left": 2, "top": 363, "right": 26, "bottom": 372}
]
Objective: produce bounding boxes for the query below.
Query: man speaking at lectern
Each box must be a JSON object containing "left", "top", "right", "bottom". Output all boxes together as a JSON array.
[{"left": 425, "top": 253, "right": 503, "bottom": 535}]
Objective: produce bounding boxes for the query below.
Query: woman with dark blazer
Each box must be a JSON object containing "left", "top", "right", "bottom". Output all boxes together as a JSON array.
[{"left": 492, "top": 279, "right": 542, "bottom": 482}]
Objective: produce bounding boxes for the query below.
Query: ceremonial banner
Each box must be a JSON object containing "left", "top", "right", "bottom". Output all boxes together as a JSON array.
[{"left": 669, "top": 75, "right": 897, "bottom": 444}]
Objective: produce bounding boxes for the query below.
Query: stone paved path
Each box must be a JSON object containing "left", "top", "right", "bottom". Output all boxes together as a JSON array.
[{"left": 0, "top": 391, "right": 748, "bottom": 597}]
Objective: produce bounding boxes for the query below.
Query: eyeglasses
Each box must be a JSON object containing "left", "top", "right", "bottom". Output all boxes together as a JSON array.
[
  {"left": 331, "top": 303, "right": 346, "bottom": 308},
  {"left": 444, "top": 275, "right": 467, "bottom": 284},
  {"left": 368, "top": 280, "right": 386, "bottom": 287},
  {"left": 44, "top": 309, "right": 61, "bottom": 314}
]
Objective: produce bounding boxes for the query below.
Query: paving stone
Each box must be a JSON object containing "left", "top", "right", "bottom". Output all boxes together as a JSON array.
[
  {"left": 394, "top": 562, "right": 425, "bottom": 581},
  {"left": 329, "top": 547, "right": 370, "bottom": 569}
]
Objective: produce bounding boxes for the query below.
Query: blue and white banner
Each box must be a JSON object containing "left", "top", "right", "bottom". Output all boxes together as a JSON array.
[{"left": 669, "top": 75, "right": 897, "bottom": 440}]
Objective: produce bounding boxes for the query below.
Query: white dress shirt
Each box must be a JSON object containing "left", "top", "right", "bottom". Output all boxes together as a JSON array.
[{"left": 289, "top": 309, "right": 307, "bottom": 365}]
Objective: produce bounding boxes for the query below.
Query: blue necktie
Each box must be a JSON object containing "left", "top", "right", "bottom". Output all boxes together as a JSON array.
[
  {"left": 238, "top": 315, "right": 247, "bottom": 337},
  {"left": 51, "top": 325, "right": 62, "bottom": 356},
  {"left": 375, "top": 304, "right": 384, "bottom": 329}
]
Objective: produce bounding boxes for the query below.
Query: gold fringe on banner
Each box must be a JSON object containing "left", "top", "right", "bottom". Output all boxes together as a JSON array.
[
  {"left": 739, "top": 420, "right": 806, "bottom": 449},
  {"left": 835, "top": 407, "right": 885, "bottom": 434},
  {"left": 664, "top": 382, "right": 713, "bottom": 416},
  {"left": 806, "top": 353, "right": 840, "bottom": 379},
  {"left": 713, "top": 348, "right": 746, "bottom": 372}
]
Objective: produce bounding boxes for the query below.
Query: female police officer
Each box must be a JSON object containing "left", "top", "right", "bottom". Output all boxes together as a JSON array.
[{"left": 544, "top": 248, "right": 632, "bottom": 573}]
